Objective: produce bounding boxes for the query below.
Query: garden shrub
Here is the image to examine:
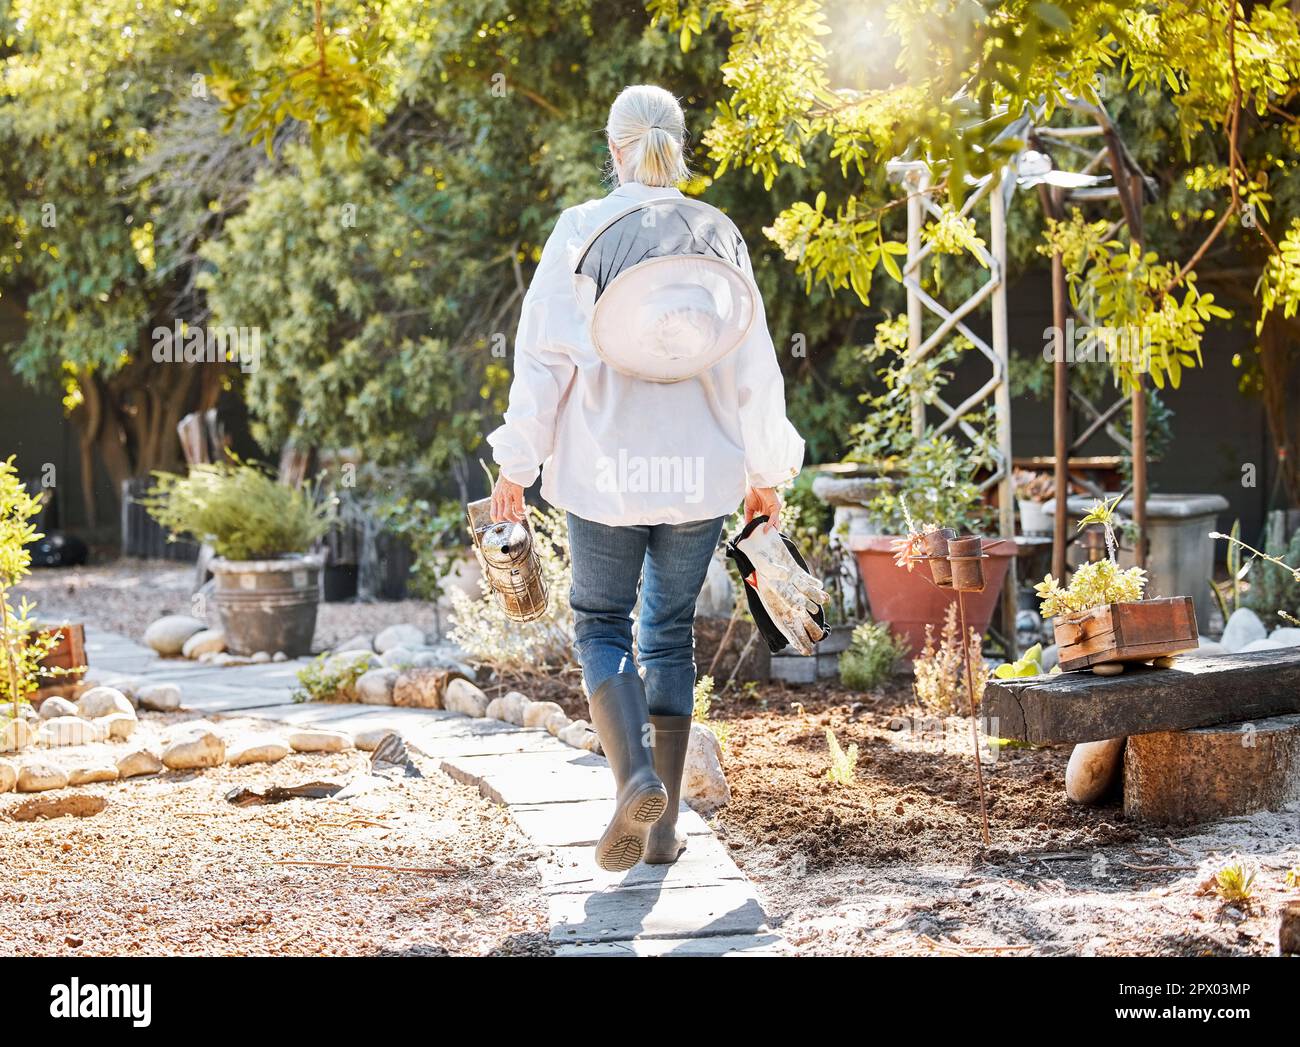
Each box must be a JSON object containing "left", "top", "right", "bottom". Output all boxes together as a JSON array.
[
  {"left": 838, "top": 620, "right": 905, "bottom": 690},
  {"left": 913, "top": 603, "right": 987, "bottom": 715}
]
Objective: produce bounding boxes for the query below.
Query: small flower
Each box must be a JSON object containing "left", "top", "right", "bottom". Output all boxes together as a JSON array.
[{"left": 892, "top": 533, "right": 924, "bottom": 572}]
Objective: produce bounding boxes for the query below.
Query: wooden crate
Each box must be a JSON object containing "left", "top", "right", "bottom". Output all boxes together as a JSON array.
[
  {"left": 30, "top": 622, "right": 87, "bottom": 705},
  {"left": 1053, "top": 597, "right": 1198, "bottom": 672}
]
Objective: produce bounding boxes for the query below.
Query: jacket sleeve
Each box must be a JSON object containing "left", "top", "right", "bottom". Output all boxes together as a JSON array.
[
  {"left": 734, "top": 241, "right": 805, "bottom": 489},
  {"left": 486, "top": 210, "right": 580, "bottom": 487}
]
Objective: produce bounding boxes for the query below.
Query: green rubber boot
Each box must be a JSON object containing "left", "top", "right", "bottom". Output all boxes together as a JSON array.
[
  {"left": 587, "top": 673, "right": 668, "bottom": 872},
  {"left": 644, "top": 714, "right": 691, "bottom": 864}
]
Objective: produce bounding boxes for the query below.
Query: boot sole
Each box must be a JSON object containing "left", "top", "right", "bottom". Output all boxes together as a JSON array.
[{"left": 595, "top": 785, "right": 668, "bottom": 872}]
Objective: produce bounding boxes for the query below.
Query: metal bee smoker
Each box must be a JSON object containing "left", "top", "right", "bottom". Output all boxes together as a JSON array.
[{"left": 465, "top": 496, "right": 549, "bottom": 623}]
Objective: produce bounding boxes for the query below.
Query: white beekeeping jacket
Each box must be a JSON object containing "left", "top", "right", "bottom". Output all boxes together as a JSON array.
[{"left": 487, "top": 180, "right": 804, "bottom": 527}]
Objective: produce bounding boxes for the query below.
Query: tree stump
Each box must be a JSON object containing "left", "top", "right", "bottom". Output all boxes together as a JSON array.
[{"left": 1124, "top": 714, "right": 1300, "bottom": 825}]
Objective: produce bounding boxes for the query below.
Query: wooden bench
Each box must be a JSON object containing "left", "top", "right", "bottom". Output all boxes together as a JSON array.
[{"left": 982, "top": 648, "right": 1300, "bottom": 824}]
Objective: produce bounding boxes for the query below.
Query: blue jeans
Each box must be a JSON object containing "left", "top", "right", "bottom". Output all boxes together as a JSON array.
[{"left": 567, "top": 512, "right": 726, "bottom": 717}]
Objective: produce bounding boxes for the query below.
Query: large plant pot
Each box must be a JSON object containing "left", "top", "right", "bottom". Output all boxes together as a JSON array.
[
  {"left": 210, "top": 555, "right": 322, "bottom": 657},
  {"left": 848, "top": 536, "right": 1017, "bottom": 657}
]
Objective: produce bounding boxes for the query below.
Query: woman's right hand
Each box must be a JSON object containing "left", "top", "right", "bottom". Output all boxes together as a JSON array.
[
  {"left": 743, "top": 485, "right": 782, "bottom": 532},
  {"left": 490, "top": 474, "right": 526, "bottom": 524}
]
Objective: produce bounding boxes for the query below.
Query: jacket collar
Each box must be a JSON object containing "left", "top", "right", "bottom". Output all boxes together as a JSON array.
[{"left": 608, "top": 180, "right": 684, "bottom": 201}]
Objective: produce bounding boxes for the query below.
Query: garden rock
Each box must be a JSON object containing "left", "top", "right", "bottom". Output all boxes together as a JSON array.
[
  {"left": 38, "top": 696, "right": 78, "bottom": 720},
  {"left": 144, "top": 615, "right": 207, "bottom": 656},
  {"left": 272, "top": 651, "right": 288, "bottom": 662},
  {"left": 227, "top": 735, "right": 290, "bottom": 766},
  {"left": 0, "top": 758, "right": 16, "bottom": 793},
  {"left": 68, "top": 762, "right": 120, "bottom": 786},
  {"left": 251, "top": 650, "right": 271, "bottom": 663},
  {"left": 137, "top": 682, "right": 182, "bottom": 712},
  {"left": 162, "top": 722, "right": 226, "bottom": 769},
  {"left": 1220, "top": 608, "right": 1266, "bottom": 653},
  {"left": 683, "top": 723, "right": 730, "bottom": 815},
  {"left": 378, "top": 646, "right": 416, "bottom": 668},
  {"left": 39, "top": 716, "right": 106, "bottom": 747},
  {"left": 486, "top": 690, "right": 530, "bottom": 726},
  {"left": 1240, "top": 638, "right": 1284, "bottom": 653},
  {"left": 558, "top": 718, "right": 601, "bottom": 754},
  {"left": 1196, "top": 636, "right": 1226, "bottom": 656},
  {"left": 1268, "top": 627, "right": 1300, "bottom": 648},
  {"left": 334, "top": 634, "right": 374, "bottom": 654},
  {"left": 1065, "top": 737, "right": 1126, "bottom": 804},
  {"left": 543, "top": 710, "right": 571, "bottom": 737},
  {"left": 443, "top": 678, "right": 490, "bottom": 718},
  {"left": 375, "top": 624, "right": 425, "bottom": 653},
  {"left": 76, "top": 686, "right": 135, "bottom": 720},
  {"left": 523, "top": 700, "right": 565, "bottom": 730},
  {"left": 182, "top": 628, "right": 227, "bottom": 659},
  {"left": 17, "top": 761, "right": 69, "bottom": 792},
  {"left": 117, "top": 749, "right": 163, "bottom": 779},
  {"left": 392, "top": 668, "right": 451, "bottom": 709},
  {"left": 95, "top": 713, "right": 137, "bottom": 741},
  {"left": 1, "top": 718, "right": 35, "bottom": 753},
  {"left": 287, "top": 728, "right": 350, "bottom": 753},
  {"left": 356, "top": 668, "right": 399, "bottom": 706},
  {"left": 1040, "top": 644, "right": 1060, "bottom": 670},
  {"left": 354, "top": 727, "right": 403, "bottom": 752}
]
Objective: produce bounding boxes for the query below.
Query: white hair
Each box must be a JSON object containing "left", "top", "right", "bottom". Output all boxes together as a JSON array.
[{"left": 605, "top": 84, "right": 689, "bottom": 188}]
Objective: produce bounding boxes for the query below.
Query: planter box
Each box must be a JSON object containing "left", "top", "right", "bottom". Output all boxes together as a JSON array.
[
  {"left": 30, "top": 622, "right": 86, "bottom": 705},
  {"left": 1053, "top": 596, "right": 1198, "bottom": 672}
]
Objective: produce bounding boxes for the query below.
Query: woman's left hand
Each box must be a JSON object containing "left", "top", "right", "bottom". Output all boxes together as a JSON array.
[{"left": 491, "top": 475, "right": 527, "bottom": 523}]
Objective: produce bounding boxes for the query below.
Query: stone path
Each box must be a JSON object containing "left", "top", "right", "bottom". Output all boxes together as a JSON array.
[{"left": 83, "top": 627, "right": 786, "bottom": 956}]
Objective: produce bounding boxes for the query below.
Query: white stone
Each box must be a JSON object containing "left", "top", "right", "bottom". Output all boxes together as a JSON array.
[
  {"left": 1195, "top": 637, "right": 1227, "bottom": 656},
  {"left": 1040, "top": 644, "right": 1060, "bottom": 670},
  {"left": 227, "top": 735, "right": 290, "bottom": 766},
  {"left": 443, "top": 678, "right": 490, "bottom": 718},
  {"left": 1065, "top": 737, "right": 1125, "bottom": 804},
  {"left": 272, "top": 651, "right": 288, "bottom": 662},
  {"left": 0, "top": 758, "right": 16, "bottom": 793},
  {"left": 68, "top": 762, "right": 120, "bottom": 786},
  {"left": 1, "top": 718, "right": 35, "bottom": 753},
  {"left": 17, "top": 760, "right": 69, "bottom": 792},
  {"left": 198, "top": 651, "right": 216, "bottom": 664},
  {"left": 76, "top": 686, "right": 135, "bottom": 720},
  {"left": 1220, "top": 607, "right": 1266, "bottom": 653},
  {"left": 38, "top": 696, "right": 79, "bottom": 720},
  {"left": 287, "top": 728, "right": 350, "bottom": 753},
  {"left": 136, "top": 682, "right": 182, "bottom": 712},
  {"left": 334, "top": 634, "right": 374, "bottom": 654},
  {"left": 683, "top": 723, "right": 730, "bottom": 815},
  {"left": 353, "top": 727, "right": 403, "bottom": 752},
  {"left": 378, "top": 646, "right": 416, "bottom": 668},
  {"left": 162, "top": 722, "right": 226, "bottom": 769},
  {"left": 144, "top": 615, "right": 207, "bottom": 656},
  {"left": 523, "top": 700, "right": 565, "bottom": 730},
  {"left": 355, "top": 668, "right": 398, "bottom": 705},
  {"left": 375, "top": 624, "right": 425, "bottom": 654},
  {"left": 117, "top": 748, "right": 163, "bottom": 779},
  {"left": 1267, "top": 627, "right": 1300, "bottom": 648},
  {"left": 1240, "top": 638, "right": 1284, "bottom": 653},
  {"left": 251, "top": 650, "right": 272, "bottom": 663},
  {"left": 544, "top": 710, "right": 571, "bottom": 737},
  {"left": 94, "top": 713, "right": 137, "bottom": 741},
  {"left": 39, "top": 716, "right": 106, "bottom": 747},
  {"left": 182, "top": 628, "right": 227, "bottom": 659},
  {"left": 487, "top": 690, "right": 530, "bottom": 726},
  {"left": 558, "top": 718, "right": 596, "bottom": 749}
]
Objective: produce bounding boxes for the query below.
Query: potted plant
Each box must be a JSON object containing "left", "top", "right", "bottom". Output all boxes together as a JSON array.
[
  {"left": 1012, "top": 469, "right": 1055, "bottom": 536},
  {"left": 840, "top": 318, "right": 1017, "bottom": 657},
  {"left": 143, "top": 456, "right": 334, "bottom": 657},
  {"left": 1036, "top": 498, "right": 1198, "bottom": 674}
]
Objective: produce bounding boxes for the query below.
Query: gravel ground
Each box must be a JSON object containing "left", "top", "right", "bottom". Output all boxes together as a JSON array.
[
  {"left": 0, "top": 712, "right": 552, "bottom": 957},
  {"left": 17, "top": 559, "right": 450, "bottom": 651}
]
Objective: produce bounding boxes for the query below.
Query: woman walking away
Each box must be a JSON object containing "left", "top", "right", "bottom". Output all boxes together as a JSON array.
[{"left": 487, "top": 84, "right": 814, "bottom": 871}]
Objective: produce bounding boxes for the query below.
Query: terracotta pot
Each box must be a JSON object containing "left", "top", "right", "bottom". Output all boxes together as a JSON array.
[{"left": 848, "top": 536, "right": 1018, "bottom": 657}]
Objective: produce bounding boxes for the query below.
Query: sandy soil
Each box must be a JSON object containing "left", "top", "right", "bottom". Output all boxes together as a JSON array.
[{"left": 0, "top": 714, "right": 552, "bottom": 957}]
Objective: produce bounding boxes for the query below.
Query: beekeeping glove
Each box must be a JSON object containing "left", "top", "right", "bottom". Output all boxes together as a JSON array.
[{"left": 726, "top": 516, "right": 829, "bottom": 656}]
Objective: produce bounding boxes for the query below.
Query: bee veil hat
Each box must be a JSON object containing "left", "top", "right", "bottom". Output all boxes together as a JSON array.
[{"left": 573, "top": 196, "right": 759, "bottom": 383}]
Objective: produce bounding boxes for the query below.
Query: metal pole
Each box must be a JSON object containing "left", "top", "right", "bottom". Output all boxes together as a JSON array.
[
  {"left": 1051, "top": 247, "right": 1070, "bottom": 580},
  {"left": 957, "top": 590, "right": 991, "bottom": 846},
  {"left": 989, "top": 175, "right": 1018, "bottom": 659}
]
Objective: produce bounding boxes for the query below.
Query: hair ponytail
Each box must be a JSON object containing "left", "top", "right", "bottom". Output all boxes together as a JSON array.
[{"left": 606, "top": 85, "right": 689, "bottom": 188}]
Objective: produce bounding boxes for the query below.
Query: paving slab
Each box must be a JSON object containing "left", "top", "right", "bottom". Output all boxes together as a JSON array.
[
  {"left": 506, "top": 799, "right": 713, "bottom": 848},
  {"left": 548, "top": 881, "right": 770, "bottom": 944},
  {"left": 441, "top": 748, "right": 617, "bottom": 804},
  {"left": 554, "top": 934, "right": 788, "bottom": 957},
  {"left": 541, "top": 834, "right": 748, "bottom": 894}
]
